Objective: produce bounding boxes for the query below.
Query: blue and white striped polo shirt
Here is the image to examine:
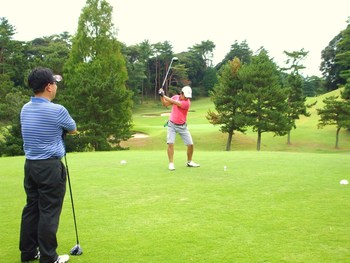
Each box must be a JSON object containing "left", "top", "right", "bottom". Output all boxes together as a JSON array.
[{"left": 20, "top": 97, "right": 76, "bottom": 160}]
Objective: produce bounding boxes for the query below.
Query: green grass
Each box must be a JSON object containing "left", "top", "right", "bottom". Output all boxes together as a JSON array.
[
  {"left": 2, "top": 91, "right": 350, "bottom": 262},
  {"left": 2, "top": 151, "right": 350, "bottom": 262}
]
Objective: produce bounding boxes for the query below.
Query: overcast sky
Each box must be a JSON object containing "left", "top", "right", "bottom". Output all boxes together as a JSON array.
[{"left": 1, "top": 0, "right": 349, "bottom": 76}]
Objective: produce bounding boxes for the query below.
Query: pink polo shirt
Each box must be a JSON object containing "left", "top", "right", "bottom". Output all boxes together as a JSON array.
[{"left": 169, "top": 95, "right": 190, "bottom": 125}]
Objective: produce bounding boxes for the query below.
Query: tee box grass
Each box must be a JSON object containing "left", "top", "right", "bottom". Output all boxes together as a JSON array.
[{"left": 2, "top": 151, "right": 350, "bottom": 262}]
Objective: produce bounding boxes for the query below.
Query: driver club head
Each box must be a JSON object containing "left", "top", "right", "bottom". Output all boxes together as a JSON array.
[{"left": 70, "top": 244, "right": 83, "bottom": 255}]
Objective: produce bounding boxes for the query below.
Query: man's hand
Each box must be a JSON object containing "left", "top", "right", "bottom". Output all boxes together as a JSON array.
[{"left": 158, "top": 88, "right": 165, "bottom": 97}]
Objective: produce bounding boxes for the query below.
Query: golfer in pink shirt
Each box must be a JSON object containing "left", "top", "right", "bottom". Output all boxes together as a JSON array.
[{"left": 159, "top": 86, "right": 200, "bottom": 170}]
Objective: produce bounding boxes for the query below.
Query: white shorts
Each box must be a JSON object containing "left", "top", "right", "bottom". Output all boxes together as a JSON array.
[{"left": 167, "top": 121, "right": 193, "bottom": 145}]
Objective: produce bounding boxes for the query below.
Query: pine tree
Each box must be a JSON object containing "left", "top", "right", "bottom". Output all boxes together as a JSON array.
[
  {"left": 317, "top": 96, "right": 350, "bottom": 149},
  {"left": 207, "top": 57, "right": 249, "bottom": 151},
  {"left": 282, "top": 49, "right": 310, "bottom": 144},
  {"left": 239, "top": 49, "right": 290, "bottom": 151},
  {"left": 63, "top": 0, "right": 133, "bottom": 151}
]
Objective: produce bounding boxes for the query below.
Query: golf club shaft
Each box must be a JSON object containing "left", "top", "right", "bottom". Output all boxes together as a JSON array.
[
  {"left": 64, "top": 155, "right": 80, "bottom": 245},
  {"left": 161, "top": 58, "right": 177, "bottom": 89}
]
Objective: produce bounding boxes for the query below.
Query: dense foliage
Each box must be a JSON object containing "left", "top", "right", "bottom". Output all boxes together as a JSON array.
[
  {"left": 0, "top": 8, "right": 349, "bottom": 156},
  {"left": 320, "top": 19, "right": 350, "bottom": 91},
  {"left": 62, "top": 0, "right": 133, "bottom": 151}
]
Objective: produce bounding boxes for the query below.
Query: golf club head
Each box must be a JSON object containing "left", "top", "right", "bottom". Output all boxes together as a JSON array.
[
  {"left": 172, "top": 57, "right": 179, "bottom": 62},
  {"left": 70, "top": 244, "right": 83, "bottom": 255}
]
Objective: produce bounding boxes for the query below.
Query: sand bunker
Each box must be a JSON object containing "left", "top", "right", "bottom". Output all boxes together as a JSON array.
[
  {"left": 142, "top": 112, "right": 170, "bottom": 117},
  {"left": 132, "top": 133, "right": 149, "bottom": 138}
]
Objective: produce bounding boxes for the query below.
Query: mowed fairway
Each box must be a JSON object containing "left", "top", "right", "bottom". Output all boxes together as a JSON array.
[{"left": 1, "top": 150, "right": 350, "bottom": 262}]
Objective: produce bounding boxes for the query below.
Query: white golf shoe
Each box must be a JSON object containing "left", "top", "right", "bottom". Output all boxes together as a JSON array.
[
  {"left": 187, "top": 161, "right": 200, "bottom": 167},
  {"left": 168, "top": 163, "right": 175, "bottom": 170},
  {"left": 54, "top": 254, "right": 69, "bottom": 263}
]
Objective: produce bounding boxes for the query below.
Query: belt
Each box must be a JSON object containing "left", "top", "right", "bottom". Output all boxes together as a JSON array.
[
  {"left": 48, "top": 156, "right": 61, "bottom": 160},
  {"left": 26, "top": 157, "right": 61, "bottom": 161},
  {"left": 169, "top": 120, "right": 186, "bottom": 126}
]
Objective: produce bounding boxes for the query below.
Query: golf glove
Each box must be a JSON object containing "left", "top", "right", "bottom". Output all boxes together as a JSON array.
[{"left": 158, "top": 89, "right": 164, "bottom": 97}]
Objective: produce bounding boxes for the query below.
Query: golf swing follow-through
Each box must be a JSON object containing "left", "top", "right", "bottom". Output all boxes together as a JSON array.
[{"left": 159, "top": 57, "right": 200, "bottom": 170}]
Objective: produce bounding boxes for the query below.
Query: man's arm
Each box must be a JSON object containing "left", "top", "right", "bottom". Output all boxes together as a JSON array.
[
  {"left": 159, "top": 88, "right": 181, "bottom": 107},
  {"left": 60, "top": 107, "right": 77, "bottom": 135},
  {"left": 68, "top": 129, "right": 77, "bottom": 134}
]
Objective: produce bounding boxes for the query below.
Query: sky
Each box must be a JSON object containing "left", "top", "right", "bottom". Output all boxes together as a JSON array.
[{"left": 1, "top": 0, "right": 350, "bottom": 77}]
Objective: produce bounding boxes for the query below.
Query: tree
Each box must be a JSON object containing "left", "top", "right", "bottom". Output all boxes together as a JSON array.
[
  {"left": 176, "top": 49, "right": 206, "bottom": 94},
  {"left": 0, "top": 114, "right": 23, "bottom": 156},
  {"left": 335, "top": 20, "right": 350, "bottom": 82},
  {"left": 0, "top": 73, "right": 28, "bottom": 157},
  {"left": 282, "top": 49, "right": 310, "bottom": 144},
  {"left": 0, "top": 17, "right": 17, "bottom": 76},
  {"left": 121, "top": 43, "right": 147, "bottom": 103},
  {"left": 239, "top": 49, "right": 290, "bottom": 151},
  {"left": 119, "top": 39, "right": 209, "bottom": 100},
  {"left": 318, "top": 19, "right": 350, "bottom": 149},
  {"left": 189, "top": 40, "right": 215, "bottom": 68},
  {"left": 127, "top": 60, "right": 147, "bottom": 103},
  {"left": 207, "top": 57, "right": 249, "bottom": 151},
  {"left": 303, "top": 76, "right": 326, "bottom": 97},
  {"left": 63, "top": 0, "right": 133, "bottom": 151},
  {"left": 317, "top": 96, "right": 350, "bottom": 149},
  {"left": 320, "top": 17, "right": 350, "bottom": 92},
  {"left": 215, "top": 40, "right": 252, "bottom": 71},
  {"left": 0, "top": 18, "right": 29, "bottom": 156},
  {"left": 151, "top": 41, "right": 175, "bottom": 99},
  {"left": 201, "top": 67, "right": 218, "bottom": 96},
  {"left": 138, "top": 40, "right": 154, "bottom": 100},
  {"left": 0, "top": 17, "right": 27, "bottom": 87},
  {"left": 26, "top": 34, "right": 71, "bottom": 76}
]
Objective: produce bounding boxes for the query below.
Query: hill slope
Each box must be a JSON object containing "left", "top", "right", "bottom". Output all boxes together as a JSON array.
[{"left": 123, "top": 90, "right": 350, "bottom": 153}]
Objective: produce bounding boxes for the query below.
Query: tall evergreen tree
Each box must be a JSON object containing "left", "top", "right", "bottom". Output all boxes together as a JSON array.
[
  {"left": 0, "top": 17, "right": 27, "bottom": 87},
  {"left": 63, "top": 0, "right": 133, "bottom": 151},
  {"left": 207, "top": 57, "right": 249, "bottom": 151},
  {"left": 0, "top": 17, "right": 17, "bottom": 76},
  {"left": 282, "top": 49, "right": 310, "bottom": 144},
  {"left": 239, "top": 49, "right": 290, "bottom": 151}
]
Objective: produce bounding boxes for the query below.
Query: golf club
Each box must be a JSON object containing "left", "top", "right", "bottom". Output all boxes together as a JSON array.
[
  {"left": 161, "top": 57, "right": 178, "bottom": 90},
  {"left": 64, "top": 154, "right": 83, "bottom": 256}
]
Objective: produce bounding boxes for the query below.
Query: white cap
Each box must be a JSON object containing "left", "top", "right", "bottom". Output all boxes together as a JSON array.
[{"left": 181, "top": 86, "right": 192, "bottom": 98}]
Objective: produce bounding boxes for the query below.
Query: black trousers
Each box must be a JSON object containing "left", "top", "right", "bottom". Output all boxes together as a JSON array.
[{"left": 20, "top": 159, "right": 66, "bottom": 263}]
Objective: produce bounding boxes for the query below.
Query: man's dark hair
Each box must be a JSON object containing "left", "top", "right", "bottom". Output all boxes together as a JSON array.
[{"left": 28, "top": 67, "right": 55, "bottom": 94}]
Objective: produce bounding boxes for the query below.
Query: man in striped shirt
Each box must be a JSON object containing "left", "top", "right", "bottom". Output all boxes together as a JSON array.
[{"left": 20, "top": 67, "right": 76, "bottom": 263}]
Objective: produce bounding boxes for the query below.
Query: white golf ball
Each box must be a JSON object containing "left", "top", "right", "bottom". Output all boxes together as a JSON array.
[
  {"left": 340, "top": 179, "right": 348, "bottom": 185},
  {"left": 120, "top": 160, "right": 127, "bottom": 165},
  {"left": 224, "top": 166, "right": 227, "bottom": 171}
]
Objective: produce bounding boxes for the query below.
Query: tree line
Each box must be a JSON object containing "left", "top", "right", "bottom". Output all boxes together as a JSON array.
[{"left": 0, "top": 0, "right": 349, "bottom": 155}]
